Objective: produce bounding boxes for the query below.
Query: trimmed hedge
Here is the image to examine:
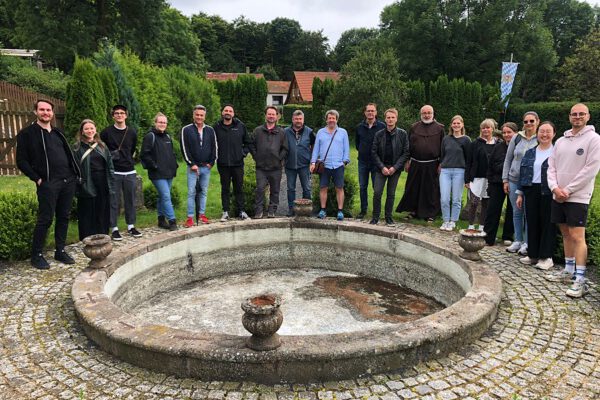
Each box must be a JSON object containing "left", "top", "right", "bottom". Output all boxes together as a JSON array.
[
  {"left": 505, "top": 101, "right": 600, "bottom": 137},
  {"left": 0, "top": 192, "right": 38, "bottom": 260},
  {"left": 143, "top": 183, "right": 182, "bottom": 210},
  {"left": 311, "top": 172, "right": 358, "bottom": 217}
]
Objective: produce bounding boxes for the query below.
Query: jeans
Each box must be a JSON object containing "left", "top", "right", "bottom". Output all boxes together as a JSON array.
[
  {"left": 508, "top": 180, "right": 527, "bottom": 243},
  {"left": 439, "top": 168, "right": 465, "bottom": 222},
  {"left": 358, "top": 160, "right": 375, "bottom": 213},
  {"left": 372, "top": 170, "right": 401, "bottom": 220},
  {"left": 285, "top": 167, "right": 311, "bottom": 208},
  {"left": 110, "top": 173, "right": 137, "bottom": 228},
  {"left": 32, "top": 177, "right": 76, "bottom": 254},
  {"left": 152, "top": 178, "right": 175, "bottom": 221},
  {"left": 187, "top": 166, "right": 211, "bottom": 217}
]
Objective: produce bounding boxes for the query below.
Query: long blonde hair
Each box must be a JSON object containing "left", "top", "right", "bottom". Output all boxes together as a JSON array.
[
  {"left": 448, "top": 115, "right": 465, "bottom": 136},
  {"left": 76, "top": 119, "right": 105, "bottom": 149}
]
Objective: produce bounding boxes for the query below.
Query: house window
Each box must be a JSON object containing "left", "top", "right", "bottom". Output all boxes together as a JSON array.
[{"left": 272, "top": 95, "right": 284, "bottom": 105}]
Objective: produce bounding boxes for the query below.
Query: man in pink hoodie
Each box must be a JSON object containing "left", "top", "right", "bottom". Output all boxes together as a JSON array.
[{"left": 545, "top": 103, "right": 600, "bottom": 298}]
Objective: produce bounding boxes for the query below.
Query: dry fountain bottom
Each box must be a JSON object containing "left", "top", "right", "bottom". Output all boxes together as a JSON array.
[{"left": 72, "top": 219, "right": 502, "bottom": 384}]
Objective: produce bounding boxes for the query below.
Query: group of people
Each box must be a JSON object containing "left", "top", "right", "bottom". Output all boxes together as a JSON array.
[{"left": 15, "top": 99, "right": 600, "bottom": 298}]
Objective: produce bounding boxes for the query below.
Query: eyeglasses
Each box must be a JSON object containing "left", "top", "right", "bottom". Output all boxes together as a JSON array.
[
  {"left": 523, "top": 119, "right": 536, "bottom": 124},
  {"left": 113, "top": 111, "right": 126, "bottom": 115},
  {"left": 570, "top": 112, "right": 587, "bottom": 117}
]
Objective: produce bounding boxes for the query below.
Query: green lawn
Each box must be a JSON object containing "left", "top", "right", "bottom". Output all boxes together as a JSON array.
[{"left": 3, "top": 147, "right": 600, "bottom": 249}]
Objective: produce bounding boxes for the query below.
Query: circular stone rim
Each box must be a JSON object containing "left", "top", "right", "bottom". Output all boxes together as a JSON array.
[{"left": 72, "top": 219, "right": 502, "bottom": 383}]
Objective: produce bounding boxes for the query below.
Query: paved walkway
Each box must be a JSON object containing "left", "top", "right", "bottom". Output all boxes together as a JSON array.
[{"left": 1, "top": 223, "right": 599, "bottom": 400}]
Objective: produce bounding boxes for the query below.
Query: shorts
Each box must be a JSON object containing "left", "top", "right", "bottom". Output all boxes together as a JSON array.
[
  {"left": 550, "top": 200, "right": 588, "bottom": 227},
  {"left": 320, "top": 166, "right": 345, "bottom": 188}
]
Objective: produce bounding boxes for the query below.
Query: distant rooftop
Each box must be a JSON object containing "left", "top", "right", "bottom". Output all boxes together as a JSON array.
[
  {"left": 0, "top": 49, "right": 39, "bottom": 57},
  {"left": 206, "top": 72, "right": 264, "bottom": 81}
]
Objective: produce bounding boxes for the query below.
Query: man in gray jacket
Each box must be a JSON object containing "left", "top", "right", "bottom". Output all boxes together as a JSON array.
[{"left": 249, "top": 106, "right": 289, "bottom": 218}]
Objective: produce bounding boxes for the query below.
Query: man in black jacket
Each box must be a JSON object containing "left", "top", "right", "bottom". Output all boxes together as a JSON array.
[
  {"left": 16, "top": 100, "right": 82, "bottom": 269},
  {"left": 356, "top": 103, "right": 386, "bottom": 219},
  {"left": 214, "top": 104, "right": 251, "bottom": 221},
  {"left": 370, "top": 108, "right": 409, "bottom": 225},
  {"left": 249, "top": 106, "right": 288, "bottom": 218},
  {"left": 100, "top": 104, "right": 141, "bottom": 240}
]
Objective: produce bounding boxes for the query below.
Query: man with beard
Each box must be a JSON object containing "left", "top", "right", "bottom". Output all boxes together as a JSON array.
[
  {"left": 396, "top": 105, "right": 445, "bottom": 221},
  {"left": 214, "top": 104, "right": 252, "bottom": 221}
]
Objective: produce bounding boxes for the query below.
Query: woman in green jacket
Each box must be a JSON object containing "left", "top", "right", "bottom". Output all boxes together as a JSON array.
[{"left": 74, "top": 119, "right": 114, "bottom": 241}]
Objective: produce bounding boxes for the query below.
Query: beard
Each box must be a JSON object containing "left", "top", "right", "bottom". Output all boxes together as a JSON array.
[{"left": 421, "top": 117, "right": 434, "bottom": 124}]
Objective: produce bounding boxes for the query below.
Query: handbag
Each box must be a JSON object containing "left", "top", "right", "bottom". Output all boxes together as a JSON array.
[
  {"left": 313, "top": 129, "right": 337, "bottom": 175},
  {"left": 110, "top": 127, "right": 128, "bottom": 162}
]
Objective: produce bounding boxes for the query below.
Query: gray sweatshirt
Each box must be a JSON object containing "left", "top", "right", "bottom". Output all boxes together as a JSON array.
[{"left": 502, "top": 131, "right": 538, "bottom": 183}]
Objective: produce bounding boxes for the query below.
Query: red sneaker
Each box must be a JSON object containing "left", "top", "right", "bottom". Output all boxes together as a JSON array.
[
  {"left": 184, "top": 217, "right": 194, "bottom": 228},
  {"left": 199, "top": 214, "right": 209, "bottom": 224}
]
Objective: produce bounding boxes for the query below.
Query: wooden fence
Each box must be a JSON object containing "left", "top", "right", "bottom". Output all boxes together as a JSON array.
[{"left": 0, "top": 81, "right": 65, "bottom": 176}]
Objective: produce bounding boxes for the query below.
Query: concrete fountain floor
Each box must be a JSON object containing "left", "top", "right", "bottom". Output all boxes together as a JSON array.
[
  {"left": 1, "top": 221, "right": 599, "bottom": 399},
  {"left": 127, "top": 269, "right": 444, "bottom": 335}
]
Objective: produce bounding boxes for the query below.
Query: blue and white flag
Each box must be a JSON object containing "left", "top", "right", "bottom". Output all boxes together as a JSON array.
[{"left": 500, "top": 62, "right": 519, "bottom": 109}]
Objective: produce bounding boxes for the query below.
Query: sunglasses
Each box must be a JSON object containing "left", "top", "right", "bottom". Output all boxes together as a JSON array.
[
  {"left": 570, "top": 112, "right": 587, "bottom": 117},
  {"left": 523, "top": 119, "right": 536, "bottom": 124}
]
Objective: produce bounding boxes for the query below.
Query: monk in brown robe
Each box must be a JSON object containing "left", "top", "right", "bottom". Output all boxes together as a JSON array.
[{"left": 396, "top": 105, "right": 445, "bottom": 220}]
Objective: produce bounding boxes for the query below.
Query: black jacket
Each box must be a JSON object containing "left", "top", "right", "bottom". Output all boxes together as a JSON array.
[
  {"left": 141, "top": 128, "right": 178, "bottom": 180},
  {"left": 73, "top": 141, "right": 114, "bottom": 198},
  {"left": 466, "top": 137, "right": 495, "bottom": 183},
  {"left": 16, "top": 122, "right": 81, "bottom": 183},
  {"left": 214, "top": 118, "right": 250, "bottom": 167},
  {"left": 100, "top": 125, "right": 138, "bottom": 172},
  {"left": 356, "top": 119, "right": 386, "bottom": 164},
  {"left": 487, "top": 140, "right": 508, "bottom": 184},
  {"left": 249, "top": 124, "right": 288, "bottom": 170},
  {"left": 371, "top": 127, "right": 410, "bottom": 171},
  {"left": 180, "top": 123, "right": 217, "bottom": 167}
]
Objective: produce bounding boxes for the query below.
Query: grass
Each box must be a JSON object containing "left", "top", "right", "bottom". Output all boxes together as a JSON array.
[{"left": 2, "top": 147, "right": 599, "bottom": 249}]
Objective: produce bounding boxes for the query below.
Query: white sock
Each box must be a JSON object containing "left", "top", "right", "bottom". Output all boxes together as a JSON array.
[
  {"left": 128, "top": 224, "right": 134, "bottom": 230},
  {"left": 565, "top": 257, "right": 576, "bottom": 274},
  {"left": 575, "top": 265, "right": 586, "bottom": 283},
  {"left": 112, "top": 227, "right": 119, "bottom": 232}
]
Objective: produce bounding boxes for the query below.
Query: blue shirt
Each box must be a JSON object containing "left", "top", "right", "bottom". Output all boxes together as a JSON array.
[{"left": 311, "top": 126, "right": 350, "bottom": 169}]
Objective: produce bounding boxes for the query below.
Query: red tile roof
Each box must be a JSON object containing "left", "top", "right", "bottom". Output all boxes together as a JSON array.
[
  {"left": 288, "top": 71, "right": 340, "bottom": 103},
  {"left": 267, "top": 81, "right": 290, "bottom": 94},
  {"left": 206, "top": 72, "right": 264, "bottom": 81}
]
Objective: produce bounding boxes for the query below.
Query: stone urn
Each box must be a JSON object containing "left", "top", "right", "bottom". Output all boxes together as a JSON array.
[
  {"left": 82, "top": 234, "right": 113, "bottom": 269},
  {"left": 458, "top": 229, "right": 486, "bottom": 261},
  {"left": 241, "top": 294, "right": 283, "bottom": 351},
  {"left": 293, "top": 198, "right": 313, "bottom": 219}
]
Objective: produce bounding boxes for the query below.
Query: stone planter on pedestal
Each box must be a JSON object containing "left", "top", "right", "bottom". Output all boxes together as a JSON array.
[
  {"left": 458, "top": 229, "right": 486, "bottom": 261},
  {"left": 241, "top": 294, "right": 283, "bottom": 351},
  {"left": 82, "top": 234, "right": 113, "bottom": 269},
  {"left": 293, "top": 199, "right": 313, "bottom": 220}
]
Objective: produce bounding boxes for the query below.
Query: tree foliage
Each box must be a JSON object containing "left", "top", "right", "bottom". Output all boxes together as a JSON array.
[
  {"left": 213, "top": 76, "right": 268, "bottom": 130},
  {"left": 311, "top": 78, "right": 336, "bottom": 129}
]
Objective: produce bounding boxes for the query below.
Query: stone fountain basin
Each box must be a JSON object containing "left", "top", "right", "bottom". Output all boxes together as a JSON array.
[{"left": 72, "top": 219, "right": 502, "bottom": 383}]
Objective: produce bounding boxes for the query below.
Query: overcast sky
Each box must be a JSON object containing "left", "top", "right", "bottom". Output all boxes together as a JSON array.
[{"left": 169, "top": 0, "right": 600, "bottom": 47}]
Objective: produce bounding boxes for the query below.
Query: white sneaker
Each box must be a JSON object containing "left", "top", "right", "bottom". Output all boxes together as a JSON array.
[
  {"left": 439, "top": 222, "right": 449, "bottom": 231},
  {"left": 566, "top": 280, "right": 588, "bottom": 298},
  {"left": 519, "top": 256, "right": 537, "bottom": 265},
  {"left": 518, "top": 243, "right": 528, "bottom": 256},
  {"left": 535, "top": 258, "right": 554, "bottom": 270},
  {"left": 220, "top": 211, "right": 229, "bottom": 222},
  {"left": 506, "top": 241, "right": 521, "bottom": 253},
  {"left": 503, "top": 240, "right": 512, "bottom": 246},
  {"left": 449, "top": 221, "right": 456, "bottom": 230},
  {"left": 544, "top": 269, "right": 573, "bottom": 283},
  {"left": 478, "top": 225, "right": 484, "bottom": 232},
  {"left": 467, "top": 224, "right": 475, "bottom": 230},
  {"left": 239, "top": 211, "right": 251, "bottom": 220}
]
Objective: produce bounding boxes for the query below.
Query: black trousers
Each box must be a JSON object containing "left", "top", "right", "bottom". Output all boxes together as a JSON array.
[
  {"left": 524, "top": 184, "right": 556, "bottom": 259},
  {"left": 32, "top": 177, "right": 76, "bottom": 255},
  {"left": 485, "top": 182, "right": 514, "bottom": 245},
  {"left": 77, "top": 171, "right": 110, "bottom": 241},
  {"left": 372, "top": 170, "right": 401, "bottom": 220},
  {"left": 218, "top": 165, "right": 245, "bottom": 213},
  {"left": 255, "top": 168, "right": 282, "bottom": 215}
]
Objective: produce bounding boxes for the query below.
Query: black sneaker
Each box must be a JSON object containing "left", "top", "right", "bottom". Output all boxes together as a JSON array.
[
  {"left": 158, "top": 216, "right": 170, "bottom": 229},
  {"left": 128, "top": 227, "right": 142, "bottom": 238},
  {"left": 168, "top": 219, "right": 178, "bottom": 231},
  {"left": 31, "top": 253, "right": 50, "bottom": 270},
  {"left": 357, "top": 212, "right": 366, "bottom": 219},
  {"left": 385, "top": 217, "right": 394, "bottom": 226},
  {"left": 286, "top": 209, "right": 295, "bottom": 217},
  {"left": 369, "top": 219, "right": 378, "bottom": 225},
  {"left": 111, "top": 230, "right": 123, "bottom": 241},
  {"left": 55, "top": 249, "right": 75, "bottom": 264}
]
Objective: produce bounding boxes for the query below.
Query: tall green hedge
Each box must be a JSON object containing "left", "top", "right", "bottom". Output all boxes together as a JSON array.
[
  {"left": 505, "top": 101, "right": 599, "bottom": 136},
  {"left": 213, "top": 75, "right": 268, "bottom": 130}
]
